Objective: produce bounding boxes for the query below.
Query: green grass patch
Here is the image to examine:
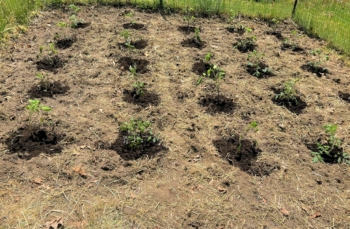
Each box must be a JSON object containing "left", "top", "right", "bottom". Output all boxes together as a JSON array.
[{"left": 1, "top": 0, "right": 350, "bottom": 56}]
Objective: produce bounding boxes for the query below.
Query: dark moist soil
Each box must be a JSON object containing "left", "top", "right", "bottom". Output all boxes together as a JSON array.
[
  {"left": 281, "top": 43, "right": 304, "bottom": 52},
  {"left": 301, "top": 63, "right": 329, "bottom": 77},
  {"left": 122, "top": 88, "right": 160, "bottom": 107},
  {"left": 36, "top": 56, "right": 65, "bottom": 72},
  {"left": 3, "top": 126, "right": 63, "bottom": 160},
  {"left": 192, "top": 61, "right": 211, "bottom": 76},
  {"left": 181, "top": 38, "right": 206, "bottom": 49},
  {"left": 177, "top": 26, "right": 196, "bottom": 34},
  {"left": 246, "top": 62, "right": 273, "bottom": 78},
  {"left": 74, "top": 22, "right": 90, "bottom": 29},
  {"left": 306, "top": 143, "right": 347, "bottom": 164},
  {"left": 107, "top": 134, "right": 166, "bottom": 160},
  {"left": 122, "top": 23, "right": 146, "bottom": 30},
  {"left": 198, "top": 94, "right": 235, "bottom": 114},
  {"left": 118, "top": 57, "right": 149, "bottom": 73},
  {"left": 234, "top": 38, "right": 257, "bottom": 53},
  {"left": 118, "top": 39, "right": 148, "bottom": 50},
  {"left": 272, "top": 88, "right": 307, "bottom": 114},
  {"left": 54, "top": 36, "right": 77, "bottom": 49},
  {"left": 266, "top": 30, "right": 284, "bottom": 40},
  {"left": 338, "top": 92, "right": 350, "bottom": 103},
  {"left": 213, "top": 135, "right": 280, "bottom": 176},
  {"left": 226, "top": 25, "right": 245, "bottom": 35},
  {"left": 27, "top": 81, "right": 70, "bottom": 98}
]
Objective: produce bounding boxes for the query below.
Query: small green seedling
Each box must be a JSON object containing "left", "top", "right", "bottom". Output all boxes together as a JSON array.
[
  {"left": 26, "top": 99, "right": 52, "bottom": 130},
  {"left": 68, "top": 4, "right": 81, "bottom": 14},
  {"left": 233, "top": 36, "right": 256, "bottom": 52},
  {"left": 120, "top": 30, "right": 134, "bottom": 50},
  {"left": 204, "top": 52, "right": 212, "bottom": 63},
  {"left": 196, "top": 63, "right": 226, "bottom": 98},
  {"left": 183, "top": 7, "right": 196, "bottom": 28},
  {"left": 194, "top": 27, "right": 202, "bottom": 44},
  {"left": 125, "top": 12, "right": 135, "bottom": 25},
  {"left": 247, "top": 121, "right": 258, "bottom": 132},
  {"left": 275, "top": 78, "right": 299, "bottom": 102},
  {"left": 133, "top": 81, "right": 145, "bottom": 98},
  {"left": 308, "top": 49, "right": 329, "bottom": 72},
  {"left": 57, "top": 22, "right": 67, "bottom": 28},
  {"left": 38, "top": 43, "right": 58, "bottom": 64},
  {"left": 129, "top": 64, "right": 137, "bottom": 78},
  {"left": 36, "top": 72, "right": 51, "bottom": 91},
  {"left": 120, "top": 118, "right": 159, "bottom": 149},
  {"left": 311, "top": 124, "right": 350, "bottom": 164},
  {"left": 247, "top": 50, "right": 271, "bottom": 78}
]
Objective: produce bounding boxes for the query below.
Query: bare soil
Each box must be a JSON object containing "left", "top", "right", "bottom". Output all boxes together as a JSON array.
[{"left": 0, "top": 5, "right": 349, "bottom": 228}]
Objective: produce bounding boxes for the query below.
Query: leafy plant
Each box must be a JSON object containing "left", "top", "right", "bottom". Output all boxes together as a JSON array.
[
  {"left": 247, "top": 50, "right": 271, "bottom": 78},
  {"left": 311, "top": 124, "right": 350, "bottom": 164},
  {"left": 68, "top": 4, "right": 81, "bottom": 14},
  {"left": 194, "top": 27, "right": 202, "bottom": 44},
  {"left": 129, "top": 64, "right": 137, "bottom": 78},
  {"left": 120, "top": 30, "right": 134, "bottom": 50},
  {"left": 183, "top": 7, "right": 196, "bottom": 28},
  {"left": 36, "top": 72, "right": 51, "bottom": 91},
  {"left": 38, "top": 43, "right": 58, "bottom": 65},
  {"left": 120, "top": 118, "right": 159, "bottom": 149},
  {"left": 275, "top": 78, "right": 299, "bottom": 102},
  {"left": 125, "top": 12, "right": 135, "bottom": 25},
  {"left": 68, "top": 4, "right": 84, "bottom": 28},
  {"left": 247, "top": 121, "right": 258, "bottom": 132},
  {"left": 308, "top": 49, "right": 329, "bottom": 72},
  {"left": 233, "top": 36, "right": 256, "bottom": 52},
  {"left": 204, "top": 52, "right": 212, "bottom": 63},
  {"left": 196, "top": 56, "right": 226, "bottom": 98},
  {"left": 26, "top": 99, "right": 52, "bottom": 130},
  {"left": 133, "top": 81, "right": 145, "bottom": 98}
]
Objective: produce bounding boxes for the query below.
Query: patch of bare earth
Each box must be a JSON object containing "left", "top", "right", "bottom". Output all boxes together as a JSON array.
[{"left": 0, "top": 5, "right": 349, "bottom": 228}]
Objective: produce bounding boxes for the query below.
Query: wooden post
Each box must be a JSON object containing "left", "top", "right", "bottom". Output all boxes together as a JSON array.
[{"left": 292, "top": 0, "right": 298, "bottom": 16}]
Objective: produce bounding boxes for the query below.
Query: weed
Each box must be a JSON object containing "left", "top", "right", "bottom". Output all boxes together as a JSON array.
[
  {"left": 247, "top": 50, "right": 272, "bottom": 78},
  {"left": 36, "top": 72, "right": 51, "bottom": 91},
  {"left": 233, "top": 36, "right": 256, "bottom": 52},
  {"left": 247, "top": 121, "right": 258, "bottom": 132},
  {"left": 311, "top": 124, "right": 350, "bottom": 164},
  {"left": 26, "top": 99, "right": 52, "bottom": 131},
  {"left": 308, "top": 49, "right": 329, "bottom": 72},
  {"left": 275, "top": 78, "right": 299, "bottom": 103},
  {"left": 196, "top": 54, "right": 226, "bottom": 98},
  {"left": 120, "top": 30, "right": 135, "bottom": 50},
  {"left": 120, "top": 118, "right": 159, "bottom": 149},
  {"left": 183, "top": 7, "right": 196, "bottom": 28}
]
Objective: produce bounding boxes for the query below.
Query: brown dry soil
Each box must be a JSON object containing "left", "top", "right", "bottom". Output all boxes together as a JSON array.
[{"left": 0, "top": 5, "right": 350, "bottom": 228}]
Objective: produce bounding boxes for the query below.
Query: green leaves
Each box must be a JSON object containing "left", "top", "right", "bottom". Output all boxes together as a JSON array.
[
  {"left": 120, "top": 118, "right": 158, "bottom": 149},
  {"left": 26, "top": 99, "right": 52, "bottom": 130},
  {"left": 275, "top": 78, "right": 299, "bottom": 101}
]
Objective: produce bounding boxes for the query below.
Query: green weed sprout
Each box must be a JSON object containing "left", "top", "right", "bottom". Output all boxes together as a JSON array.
[
  {"left": 183, "top": 7, "right": 196, "bottom": 28},
  {"left": 247, "top": 50, "right": 271, "bottom": 78},
  {"left": 275, "top": 78, "right": 299, "bottom": 102},
  {"left": 194, "top": 27, "right": 202, "bottom": 44},
  {"left": 311, "top": 124, "right": 350, "bottom": 164},
  {"left": 196, "top": 63, "right": 226, "bottom": 98},
  {"left": 247, "top": 121, "right": 258, "bottom": 132},
  {"left": 308, "top": 49, "right": 329, "bottom": 71},
  {"left": 26, "top": 99, "right": 52, "bottom": 130},
  {"left": 120, "top": 30, "right": 134, "bottom": 50},
  {"left": 36, "top": 72, "right": 51, "bottom": 91},
  {"left": 120, "top": 118, "right": 159, "bottom": 149},
  {"left": 57, "top": 22, "right": 67, "bottom": 28}
]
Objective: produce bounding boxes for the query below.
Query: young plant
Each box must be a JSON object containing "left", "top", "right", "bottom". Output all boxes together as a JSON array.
[
  {"left": 275, "top": 78, "right": 299, "bottom": 103},
  {"left": 26, "top": 99, "right": 52, "bottom": 131},
  {"left": 308, "top": 49, "right": 329, "bottom": 72},
  {"left": 125, "top": 12, "right": 135, "bottom": 25},
  {"left": 233, "top": 36, "right": 256, "bottom": 52},
  {"left": 194, "top": 27, "right": 202, "bottom": 44},
  {"left": 68, "top": 4, "right": 84, "bottom": 28},
  {"left": 129, "top": 64, "right": 137, "bottom": 78},
  {"left": 36, "top": 72, "right": 51, "bottom": 91},
  {"left": 120, "top": 118, "right": 159, "bottom": 149},
  {"left": 204, "top": 52, "right": 212, "bottom": 63},
  {"left": 38, "top": 43, "right": 58, "bottom": 65},
  {"left": 196, "top": 63, "right": 226, "bottom": 98},
  {"left": 120, "top": 30, "right": 134, "bottom": 50},
  {"left": 247, "top": 50, "right": 271, "bottom": 78},
  {"left": 133, "top": 81, "right": 145, "bottom": 98},
  {"left": 183, "top": 7, "right": 196, "bottom": 28},
  {"left": 247, "top": 121, "right": 258, "bottom": 132},
  {"left": 311, "top": 124, "right": 350, "bottom": 164}
]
